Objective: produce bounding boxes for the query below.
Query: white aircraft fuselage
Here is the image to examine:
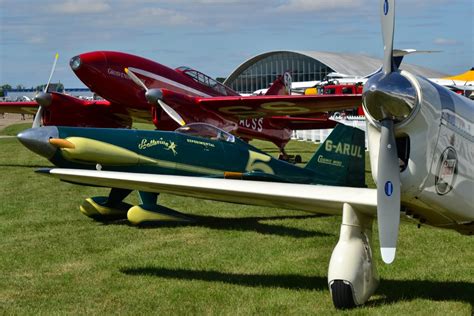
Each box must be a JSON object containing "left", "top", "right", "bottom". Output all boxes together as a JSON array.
[{"left": 366, "top": 70, "right": 474, "bottom": 233}]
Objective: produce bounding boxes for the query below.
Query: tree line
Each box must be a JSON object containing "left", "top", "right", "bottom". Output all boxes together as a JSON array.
[{"left": 0, "top": 83, "right": 64, "bottom": 97}]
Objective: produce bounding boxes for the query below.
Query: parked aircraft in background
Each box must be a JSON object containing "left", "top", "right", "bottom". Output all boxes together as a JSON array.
[
  {"left": 429, "top": 67, "right": 474, "bottom": 98},
  {"left": 298, "top": 68, "right": 473, "bottom": 99},
  {"left": 18, "top": 123, "right": 365, "bottom": 225},
  {"left": 0, "top": 52, "right": 364, "bottom": 159},
  {"left": 70, "top": 51, "right": 359, "bottom": 158},
  {"left": 29, "top": 0, "right": 473, "bottom": 309}
]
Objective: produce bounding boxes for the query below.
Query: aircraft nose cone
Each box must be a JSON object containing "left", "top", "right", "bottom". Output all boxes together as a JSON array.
[
  {"left": 362, "top": 72, "right": 418, "bottom": 122},
  {"left": 70, "top": 51, "right": 108, "bottom": 88},
  {"left": 34, "top": 91, "right": 52, "bottom": 107},
  {"left": 71, "top": 51, "right": 107, "bottom": 73},
  {"left": 70, "top": 55, "right": 82, "bottom": 71},
  {"left": 17, "top": 126, "right": 59, "bottom": 159}
]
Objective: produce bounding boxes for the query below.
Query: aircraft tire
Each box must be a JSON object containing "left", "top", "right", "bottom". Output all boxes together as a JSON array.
[
  {"left": 295, "top": 155, "right": 302, "bottom": 163},
  {"left": 330, "top": 280, "right": 356, "bottom": 309}
]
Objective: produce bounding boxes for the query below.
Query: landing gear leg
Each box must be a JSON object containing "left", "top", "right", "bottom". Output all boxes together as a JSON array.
[
  {"left": 278, "top": 147, "right": 302, "bottom": 164},
  {"left": 127, "top": 191, "right": 194, "bottom": 226},
  {"left": 328, "top": 203, "right": 379, "bottom": 309},
  {"left": 80, "top": 188, "right": 133, "bottom": 220},
  {"left": 278, "top": 147, "right": 289, "bottom": 162}
]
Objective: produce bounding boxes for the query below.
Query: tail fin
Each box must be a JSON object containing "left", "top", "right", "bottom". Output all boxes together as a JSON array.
[
  {"left": 265, "top": 72, "right": 292, "bottom": 95},
  {"left": 305, "top": 124, "right": 366, "bottom": 187}
]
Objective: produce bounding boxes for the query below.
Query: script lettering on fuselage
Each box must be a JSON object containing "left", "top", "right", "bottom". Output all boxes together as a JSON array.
[
  {"left": 186, "top": 138, "right": 216, "bottom": 148},
  {"left": 138, "top": 138, "right": 178, "bottom": 155},
  {"left": 324, "top": 139, "right": 363, "bottom": 158},
  {"left": 239, "top": 118, "right": 264, "bottom": 132},
  {"left": 107, "top": 68, "right": 131, "bottom": 80},
  {"left": 317, "top": 155, "right": 343, "bottom": 167}
]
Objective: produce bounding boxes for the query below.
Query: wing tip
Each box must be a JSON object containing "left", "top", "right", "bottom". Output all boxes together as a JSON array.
[{"left": 35, "top": 168, "right": 53, "bottom": 175}]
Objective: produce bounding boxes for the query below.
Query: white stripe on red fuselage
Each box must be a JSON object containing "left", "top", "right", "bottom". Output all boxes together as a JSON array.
[{"left": 128, "top": 67, "right": 212, "bottom": 98}]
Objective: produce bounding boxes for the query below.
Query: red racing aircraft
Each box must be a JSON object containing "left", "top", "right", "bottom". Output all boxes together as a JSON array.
[{"left": 1, "top": 51, "right": 361, "bottom": 158}]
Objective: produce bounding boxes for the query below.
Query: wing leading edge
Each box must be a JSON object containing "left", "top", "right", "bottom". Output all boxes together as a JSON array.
[{"left": 40, "top": 168, "right": 377, "bottom": 216}]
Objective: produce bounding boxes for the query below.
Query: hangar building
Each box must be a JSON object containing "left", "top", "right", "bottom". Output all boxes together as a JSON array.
[{"left": 224, "top": 50, "right": 447, "bottom": 94}]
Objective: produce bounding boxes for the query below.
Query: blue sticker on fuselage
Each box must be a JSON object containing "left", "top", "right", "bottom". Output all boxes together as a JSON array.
[
  {"left": 384, "top": 181, "right": 393, "bottom": 196},
  {"left": 384, "top": 0, "right": 389, "bottom": 15}
]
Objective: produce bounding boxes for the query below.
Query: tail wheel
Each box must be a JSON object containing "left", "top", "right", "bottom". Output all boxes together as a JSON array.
[{"left": 330, "top": 280, "right": 356, "bottom": 309}]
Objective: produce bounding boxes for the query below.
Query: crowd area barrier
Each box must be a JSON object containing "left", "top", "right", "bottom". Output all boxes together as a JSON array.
[{"left": 292, "top": 116, "right": 368, "bottom": 148}]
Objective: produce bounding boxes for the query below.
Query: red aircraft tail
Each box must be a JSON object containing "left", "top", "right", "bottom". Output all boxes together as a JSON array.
[{"left": 265, "top": 72, "right": 292, "bottom": 95}]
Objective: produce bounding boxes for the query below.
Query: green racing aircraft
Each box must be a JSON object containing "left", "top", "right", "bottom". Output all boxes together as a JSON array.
[{"left": 17, "top": 122, "right": 365, "bottom": 225}]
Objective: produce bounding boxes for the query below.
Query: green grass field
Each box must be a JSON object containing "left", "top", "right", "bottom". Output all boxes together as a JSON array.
[{"left": 1, "top": 123, "right": 472, "bottom": 315}]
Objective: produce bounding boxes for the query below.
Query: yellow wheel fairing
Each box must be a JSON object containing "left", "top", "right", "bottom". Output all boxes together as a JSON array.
[
  {"left": 80, "top": 197, "right": 131, "bottom": 220},
  {"left": 127, "top": 205, "right": 193, "bottom": 226}
]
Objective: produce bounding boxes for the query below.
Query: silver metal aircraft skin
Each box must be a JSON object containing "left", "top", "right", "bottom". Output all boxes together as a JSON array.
[
  {"left": 32, "top": 0, "right": 473, "bottom": 309},
  {"left": 366, "top": 70, "right": 474, "bottom": 233}
]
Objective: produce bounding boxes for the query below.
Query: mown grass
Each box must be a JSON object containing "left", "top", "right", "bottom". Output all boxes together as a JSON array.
[{"left": 0, "top": 123, "right": 472, "bottom": 315}]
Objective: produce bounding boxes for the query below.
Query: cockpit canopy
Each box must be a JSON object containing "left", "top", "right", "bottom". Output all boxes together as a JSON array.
[
  {"left": 175, "top": 123, "right": 235, "bottom": 143},
  {"left": 176, "top": 66, "right": 239, "bottom": 96}
]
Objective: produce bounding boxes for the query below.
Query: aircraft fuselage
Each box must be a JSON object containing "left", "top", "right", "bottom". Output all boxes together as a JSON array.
[
  {"left": 70, "top": 51, "right": 338, "bottom": 150},
  {"left": 366, "top": 71, "right": 474, "bottom": 234}
]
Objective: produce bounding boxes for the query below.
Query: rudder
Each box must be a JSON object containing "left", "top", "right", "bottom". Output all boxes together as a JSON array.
[{"left": 305, "top": 124, "right": 366, "bottom": 187}]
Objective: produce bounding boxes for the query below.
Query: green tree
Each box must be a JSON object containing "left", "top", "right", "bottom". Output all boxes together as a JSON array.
[
  {"left": 36, "top": 82, "right": 64, "bottom": 92},
  {"left": 0, "top": 84, "right": 12, "bottom": 97}
]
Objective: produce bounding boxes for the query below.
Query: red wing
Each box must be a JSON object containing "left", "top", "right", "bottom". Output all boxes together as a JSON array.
[
  {"left": 0, "top": 102, "right": 38, "bottom": 114},
  {"left": 268, "top": 116, "right": 338, "bottom": 130},
  {"left": 42, "top": 93, "right": 133, "bottom": 128},
  {"left": 195, "top": 94, "right": 362, "bottom": 119},
  {"left": 161, "top": 89, "right": 234, "bottom": 129},
  {"left": 1, "top": 93, "right": 134, "bottom": 128}
]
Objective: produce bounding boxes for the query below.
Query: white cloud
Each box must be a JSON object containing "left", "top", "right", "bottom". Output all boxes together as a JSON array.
[
  {"left": 433, "top": 37, "right": 461, "bottom": 46},
  {"left": 120, "top": 7, "right": 194, "bottom": 27},
  {"left": 26, "top": 36, "right": 46, "bottom": 44},
  {"left": 51, "top": 0, "right": 111, "bottom": 14},
  {"left": 275, "top": 0, "right": 368, "bottom": 13}
]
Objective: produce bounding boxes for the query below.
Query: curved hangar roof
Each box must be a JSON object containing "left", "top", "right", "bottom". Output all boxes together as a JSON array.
[{"left": 224, "top": 50, "right": 447, "bottom": 85}]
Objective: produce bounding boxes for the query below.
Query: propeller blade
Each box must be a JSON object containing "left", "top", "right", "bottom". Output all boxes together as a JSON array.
[
  {"left": 381, "top": 0, "right": 395, "bottom": 74},
  {"left": 33, "top": 53, "right": 59, "bottom": 128},
  {"left": 157, "top": 99, "right": 186, "bottom": 126},
  {"left": 125, "top": 67, "right": 185, "bottom": 126},
  {"left": 44, "top": 53, "right": 59, "bottom": 93},
  {"left": 124, "top": 68, "right": 148, "bottom": 92},
  {"left": 377, "top": 119, "right": 400, "bottom": 264},
  {"left": 32, "top": 106, "right": 44, "bottom": 128}
]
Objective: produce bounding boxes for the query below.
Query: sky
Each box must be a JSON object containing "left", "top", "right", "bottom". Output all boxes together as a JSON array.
[{"left": 0, "top": 0, "right": 472, "bottom": 88}]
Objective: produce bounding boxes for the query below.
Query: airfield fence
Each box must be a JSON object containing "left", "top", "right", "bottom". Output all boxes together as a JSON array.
[{"left": 292, "top": 116, "right": 368, "bottom": 147}]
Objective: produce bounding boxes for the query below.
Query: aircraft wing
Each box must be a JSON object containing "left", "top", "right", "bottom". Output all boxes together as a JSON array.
[
  {"left": 39, "top": 168, "right": 377, "bottom": 216},
  {"left": 195, "top": 94, "right": 362, "bottom": 119},
  {"left": 0, "top": 94, "right": 113, "bottom": 115},
  {"left": 160, "top": 89, "right": 361, "bottom": 121},
  {"left": 0, "top": 102, "right": 38, "bottom": 114},
  {"left": 267, "top": 116, "right": 338, "bottom": 130},
  {"left": 0, "top": 93, "right": 138, "bottom": 128}
]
